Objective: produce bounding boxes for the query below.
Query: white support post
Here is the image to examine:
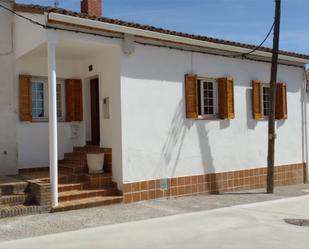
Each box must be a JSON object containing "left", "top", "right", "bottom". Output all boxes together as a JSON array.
[{"left": 47, "top": 41, "right": 58, "bottom": 207}]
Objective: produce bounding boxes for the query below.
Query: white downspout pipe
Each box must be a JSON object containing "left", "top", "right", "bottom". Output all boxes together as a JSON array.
[
  {"left": 47, "top": 41, "right": 58, "bottom": 207},
  {"left": 305, "top": 70, "right": 309, "bottom": 181}
]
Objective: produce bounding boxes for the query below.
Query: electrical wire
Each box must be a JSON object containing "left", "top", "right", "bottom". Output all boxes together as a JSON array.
[
  {"left": 0, "top": 2, "right": 299, "bottom": 68},
  {"left": 237, "top": 21, "right": 275, "bottom": 59},
  {"left": 0, "top": 3, "right": 119, "bottom": 39},
  {"left": 237, "top": 22, "right": 275, "bottom": 58}
]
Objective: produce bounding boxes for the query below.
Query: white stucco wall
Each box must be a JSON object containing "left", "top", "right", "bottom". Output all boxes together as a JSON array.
[
  {"left": 8, "top": 8, "right": 308, "bottom": 185},
  {"left": 0, "top": 2, "right": 18, "bottom": 175},
  {"left": 14, "top": 12, "right": 46, "bottom": 59},
  {"left": 81, "top": 46, "right": 123, "bottom": 188},
  {"left": 16, "top": 55, "right": 85, "bottom": 168},
  {"left": 121, "top": 44, "right": 306, "bottom": 183}
]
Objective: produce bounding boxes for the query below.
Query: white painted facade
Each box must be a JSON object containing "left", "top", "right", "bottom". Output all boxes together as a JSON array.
[
  {"left": 121, "top": 44, "right": 307, "bottom": 183},
  {"left": 0, "top": 4, "right": 308, "bottom": 190},
  {"left": 0, "top": 1, "right": 17, "bottom": 175}
]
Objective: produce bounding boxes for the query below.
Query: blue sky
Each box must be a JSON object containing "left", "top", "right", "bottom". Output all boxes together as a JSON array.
[{"left": 16, "top": 0, "right": 309, "bottom": 55}]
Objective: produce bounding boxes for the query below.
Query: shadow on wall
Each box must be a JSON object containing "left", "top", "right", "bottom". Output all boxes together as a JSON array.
[
  {"left": 160, "top": 100, "right": 189, "bottom": 177},
  {"left": 160, "top": 99, "right": 218, "bottom": 193},
  {"left": 246, "top": 88, "right": 257, "bottom": 130},
  {"left": 196, "top": 122, "right": 218, "bottom": 193}
]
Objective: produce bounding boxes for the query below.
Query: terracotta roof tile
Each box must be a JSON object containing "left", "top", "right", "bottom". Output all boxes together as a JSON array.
[{"left": 13, "top": 3, "right": 309, "bottom": 61}]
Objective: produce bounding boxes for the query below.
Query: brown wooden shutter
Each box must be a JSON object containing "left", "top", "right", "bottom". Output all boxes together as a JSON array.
[
  {"left": 217, "top": 77, "right": 235, "bottom": 119},
  {"left": 275, "top": 83, "right": 287, "bottom": 120},
  {"left": 19, "top": 75, "right": 32, "bottom": 121},
  {"left": 252, "top": 80, "right": 262, "bottom": 120},
  {"left": 185, "top": 74, "right": 198, "bottom": 119},
  {"left": 65, "top": 79, "right": 83, "bottom": 122}
]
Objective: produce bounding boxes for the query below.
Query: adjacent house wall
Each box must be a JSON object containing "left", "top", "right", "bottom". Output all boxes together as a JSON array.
[
  {"left": 14, "top": 12, "right": 46, "bottom": 59},
  {"left": 16, "top": 55, "right": 85, "bottom": 168},
  {"left": 121, "top": 44, "right": 306, "bottom": 183},
  {"left": 0, "top": 2, "right": 18, "bottom": 175}
]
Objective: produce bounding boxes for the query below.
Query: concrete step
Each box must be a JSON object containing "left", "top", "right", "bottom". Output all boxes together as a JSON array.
[
  {"left": 52, "top": 196, "right": 123, "bottom": 212},
  {"left": 0, "top": 177, "right": 28, "bottom": 195},
  {"left": 0, "top": 194, "right": 27, "bottom": 206},
  {"left": 64, "top": 151, "right": 111, "bottom": 160},
  {"left": 0, "top": 205, "right": 49, "bottom": 218},
  {"left": 59, "top": 164, "right": 88, "bottom": 174},
  {"left": 59, "top": 175, "right": 85, "bottom": 184},
  {"left": 58, "top": 188, "right": 116, "bottom": 202},
  {"left": 58, "top": 182, "right": 84, "bottom": 192},
  {"left": 85, "top": 173, "right": 114, "bottom": 188},
  {"left": 60, "top": 158, "right": 86, "bottom": 167},
  {"left": 73, "top": 146, "right": 111, "bottom": 153}
]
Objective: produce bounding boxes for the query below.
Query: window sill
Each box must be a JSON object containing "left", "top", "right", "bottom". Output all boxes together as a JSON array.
[
  {"left": 195, "top": 115, "right": 220, "bottom": 121},
  {"left": 31, "top": 119, "right": 66, "bottom": 123}
]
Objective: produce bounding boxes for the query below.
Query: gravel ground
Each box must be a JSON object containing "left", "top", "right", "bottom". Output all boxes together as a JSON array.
[{"left": 0, "top": 184, "right": 308, "bottom": 241}]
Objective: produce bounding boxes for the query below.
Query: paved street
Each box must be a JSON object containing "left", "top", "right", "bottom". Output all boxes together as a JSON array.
[
  {"left": 0, "top": 184, "right": 308, "bottom": 241},
  {"left": 1, "top": 187, "right": 309, "bottom": 248}
]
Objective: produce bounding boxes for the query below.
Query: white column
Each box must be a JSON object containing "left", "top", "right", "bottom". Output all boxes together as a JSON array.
[{"left": 47, "top": 41, "right": 58, "bottom": 207}]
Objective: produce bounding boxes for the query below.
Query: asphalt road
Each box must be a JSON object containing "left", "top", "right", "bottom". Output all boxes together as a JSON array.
[{"left": 1, "top": 194, "right": 309, "bottom": 249}]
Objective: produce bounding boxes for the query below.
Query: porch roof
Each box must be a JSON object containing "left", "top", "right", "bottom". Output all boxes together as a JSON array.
[{"left": 14, "top": 3, "right": 309, "bottom": 63}]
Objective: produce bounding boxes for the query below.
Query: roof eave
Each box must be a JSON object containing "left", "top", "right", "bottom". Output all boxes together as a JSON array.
[{"left": 46, "top": 12, "right": 309, "bottom": 65}]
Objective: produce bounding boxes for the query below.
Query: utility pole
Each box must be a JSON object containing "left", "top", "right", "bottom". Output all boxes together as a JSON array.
[
  {"left": 54, "top": 0, "right": 59, "bottom": 8},
  {"left": 267, "top": 0, "right": 281, "bottom": 193}
]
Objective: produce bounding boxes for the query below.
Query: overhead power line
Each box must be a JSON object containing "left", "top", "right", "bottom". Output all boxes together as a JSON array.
[{"left": 238, "top": 21, "right": 275, "bottom": 58}]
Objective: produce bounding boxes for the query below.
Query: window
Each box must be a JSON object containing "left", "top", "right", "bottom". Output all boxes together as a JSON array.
[
  {"left": 185, "top": 74, "right": 234, "bottom": 120},
  {"left": 262, "top": 85, "right": 270, "bottom": 116},
  {"left": 32, "top": 81, "right": 45, "bottom": 118},
  {"left": 198, "top": 78, "right": 218, "bottom": 117},
  {"left": 31, "top": 77, "right": 65, "bottom": 121}
]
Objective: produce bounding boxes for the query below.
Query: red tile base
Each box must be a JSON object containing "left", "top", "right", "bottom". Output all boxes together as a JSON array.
[{"left": 123, "top": 163, "right": 306, "bottom": 203}]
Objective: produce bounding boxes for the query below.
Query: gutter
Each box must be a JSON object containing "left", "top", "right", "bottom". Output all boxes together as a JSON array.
[{"left": 47, "top": 12, "right": 309, "bottom": 65}]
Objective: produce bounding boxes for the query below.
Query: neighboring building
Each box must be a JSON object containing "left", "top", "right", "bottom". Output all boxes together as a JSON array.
[{"left": 0, "top": 0, "right": 308, "bottom": 211}]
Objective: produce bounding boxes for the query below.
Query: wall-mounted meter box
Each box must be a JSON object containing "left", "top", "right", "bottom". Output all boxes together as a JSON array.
[{"left": 70, "top": 124, "right": 80, "bottom": 139}]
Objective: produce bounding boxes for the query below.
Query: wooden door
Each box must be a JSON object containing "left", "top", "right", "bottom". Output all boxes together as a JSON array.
[{"left": 90, "top": 78, "right": 100, "bottom": 145}]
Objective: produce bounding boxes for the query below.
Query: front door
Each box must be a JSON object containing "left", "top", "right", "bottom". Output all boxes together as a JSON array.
[{"left": 90, "top": 78, "right": 100, "bottom": 145}]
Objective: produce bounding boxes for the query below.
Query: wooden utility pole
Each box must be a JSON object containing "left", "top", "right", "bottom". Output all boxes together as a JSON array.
[{"left": 267, "top": 0, "right": 281, "bottom": 193}]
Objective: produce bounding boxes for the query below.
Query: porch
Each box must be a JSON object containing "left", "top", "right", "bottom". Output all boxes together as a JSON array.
[
  {"left": 15, "top": 21, "right": 123, "bottom": 209},
  {"left": 0, "top": 145, "right": 122, "bottom": 217}
]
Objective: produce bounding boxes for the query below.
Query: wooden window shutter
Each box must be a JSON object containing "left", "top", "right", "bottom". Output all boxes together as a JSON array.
[
  {"left": 217, "top": 77, "right": 235, "bottom": 119},
  {"left": 19, "top": 75, "right": 32, "bottom": 121},
  {"left": 65, "top": 79, "right": 83, "bottom": 122},
  {"left": 252, "top": 80, "right": 262, "bottom": 120},
  {"left": 185, "top": 74, "right": 198, "bottom": 119},
  {"left": 275, "top": 83, "right": 288, "bottom": 120}
]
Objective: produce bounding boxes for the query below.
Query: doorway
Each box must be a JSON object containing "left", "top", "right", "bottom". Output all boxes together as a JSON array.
[{"left": 90, "top": 78, "right": 100, "bottom": 145}]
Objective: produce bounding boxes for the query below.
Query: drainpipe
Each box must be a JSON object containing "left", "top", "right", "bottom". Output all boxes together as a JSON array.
[
  {"left": 303, "top": 68, "right": 309, "bottom": 182},
  {"left": 48, "top": 41, "right": 58, "bottom": 207}
]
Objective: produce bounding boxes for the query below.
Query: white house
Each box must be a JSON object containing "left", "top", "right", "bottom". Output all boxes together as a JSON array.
[{"left": 0, "top": 0, "right": 308, "bottom": 210}]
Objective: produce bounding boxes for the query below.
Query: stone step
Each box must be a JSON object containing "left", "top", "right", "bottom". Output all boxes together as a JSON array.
[
  {"left": 0, "top": 194, "right": 27, "bottom": 206},
  {"left": 58, "top": 182, "right": 84, "bottom": 192},
  {"left": 73, "top": 146, "right": 111, "bottom": 153},
  {"left": 59, "top": 164, "right": 88, "bottom": 174},
  {"left": 0, "top": 205, "right": 49, "bottom": 218},
  {"left": 85, "top": 173, "right": 114, "bottom": 188},
  {"left": 51, "top": 196, "right": 123, "bottom": 212},
  {"left": 58, "top": 175, "right": 85, "bottom": 184},
  {"left": 58, "top": 188, "right": 116, "bottom": 202},
  {"left": 64, "top": 151, "right": 112, "bottom": 160},
  {"left": 60, "top": 158, "right": 86, "bottom": 167},
  {"left": 0, "top": 178, "right": 28, "bottom": 195}
]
